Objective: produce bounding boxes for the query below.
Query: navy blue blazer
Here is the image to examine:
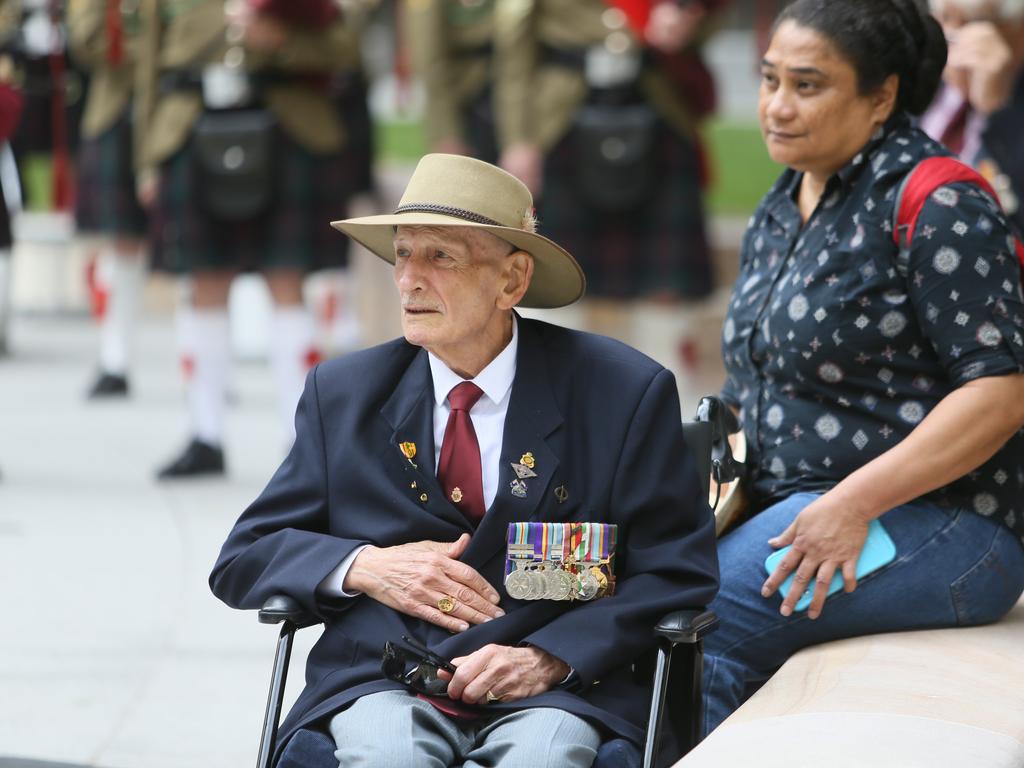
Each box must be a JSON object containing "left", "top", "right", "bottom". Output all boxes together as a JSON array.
[{"left": 210, "top": 317, "right": 719, "bottom": 757}]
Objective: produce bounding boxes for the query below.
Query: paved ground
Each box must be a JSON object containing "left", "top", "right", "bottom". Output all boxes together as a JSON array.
[{"left": 0, "top": 313, "right": 321, "bottom": 768}]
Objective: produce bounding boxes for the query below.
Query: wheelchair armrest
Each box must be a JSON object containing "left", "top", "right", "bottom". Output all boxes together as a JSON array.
[
  {"left": 654, "top": 609, "right": 718, "bottom": 645},
  {"left": 258, "top": 595, "right": 320, "bottom": 629}
]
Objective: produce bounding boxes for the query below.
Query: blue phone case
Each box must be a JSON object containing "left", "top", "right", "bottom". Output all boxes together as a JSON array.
[{"left": 764, "top": 519, "right": 897, "bottom": 612}]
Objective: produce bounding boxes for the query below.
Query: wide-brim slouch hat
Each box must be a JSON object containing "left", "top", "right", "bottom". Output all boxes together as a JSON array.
[{"left": 331, "top": 153, "right": 585, "bottom": 308}]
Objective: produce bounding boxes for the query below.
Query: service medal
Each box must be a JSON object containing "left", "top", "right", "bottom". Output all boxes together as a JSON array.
[
  {"left": 505, "top": 564, "right": 533, "bottom": 600},
  {"left": 576, "top": 568, "right": 601, "bottom": 601},
  {"left": 547, "top": 567, "right": 576, "bottom": 601},
  {"left": 523, "top": 567, "right": 546, "bottom": 600}
]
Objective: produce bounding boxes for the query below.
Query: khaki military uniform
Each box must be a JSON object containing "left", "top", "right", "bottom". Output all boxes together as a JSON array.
[
  {"left": 491, "top": 0, "right": 723, "bottom": 300},
  {"left": 69, "top": 0, "right": 139, "bottom": 139},
  {"left": 404, "top": 0, "right": 495, "bottom": 156},
  {"left": 69, "top": 0, "right": 149, "bottom": 235},
  {"left": 134, "top": 0, "right": 363, "bottom": 274},
  {"left": 134, "top": 0, "right": 360, "bottom": 173}
]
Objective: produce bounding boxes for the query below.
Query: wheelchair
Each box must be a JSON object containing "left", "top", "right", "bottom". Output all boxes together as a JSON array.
[{"left": 252, "top": 415, "right": 724, "bottom": 768}]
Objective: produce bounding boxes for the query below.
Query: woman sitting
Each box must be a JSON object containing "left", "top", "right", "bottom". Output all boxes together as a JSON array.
[{"left": 703, "top": 0, "right": 1024, "bottom": 735}]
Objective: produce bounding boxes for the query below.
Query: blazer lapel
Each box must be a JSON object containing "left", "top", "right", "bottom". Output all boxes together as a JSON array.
[
  {"left": 462, "top": 320, "right": 563, "bottom": 569},
  {"left": 379, "top": 350, "right": 472, "bottom": 532}
]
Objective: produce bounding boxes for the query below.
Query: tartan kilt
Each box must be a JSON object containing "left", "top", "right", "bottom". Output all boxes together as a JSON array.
[
  {"left": 150, "top": 116, "right": 354, "bottom": 274},
  {"left": 537, "top": 112, "right": 712, "bottom": 300},
  {"left": 74, "top": 111, "right": 148, "bottom": 237}
]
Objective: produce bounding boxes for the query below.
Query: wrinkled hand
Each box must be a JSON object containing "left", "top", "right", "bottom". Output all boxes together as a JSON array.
[
  {"left": 945, "top": 21, "right": 1016, "bottom": 115},
  {"left": 438, "top": 644, "right": 569, "bottom": 705},
  {"left": 761, "top": 495, "right": 871, "bottom": 620},
  {"left": 645, "top": 2, "right": 706, "bottom": 54},
  {"left": 499, "top": 143, "right": 543, "bottom": 197},
  {"left": 345, "top": 533, "right": 504, "bottom": 632}
]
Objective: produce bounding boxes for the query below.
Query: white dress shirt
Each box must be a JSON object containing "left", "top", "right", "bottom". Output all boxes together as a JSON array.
[{"left": 319, "top": 318, "right": 519, "bottom": 597}]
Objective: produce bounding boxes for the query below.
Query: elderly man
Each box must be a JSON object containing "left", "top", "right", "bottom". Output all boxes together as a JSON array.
[
  {"left": 210, "top": 154, "right": 718, "bottom": 767},
  {"left": 923, "top": 0, "right": 1024, "bottom": 231}
]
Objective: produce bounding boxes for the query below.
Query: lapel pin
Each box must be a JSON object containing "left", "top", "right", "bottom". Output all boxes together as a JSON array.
[
  {"left": 510, "top": 479, "right": 528, "bottom": 498},
  {"left": 555, "top": 485, "right": 569, "bottom": 504},
  {"left": 451, "top": 487, "right": 463, "bottom": 503},
  {"left": 419, "top": 492, "right": 428, "bottom": 503},
  {"left": 511, "top": 462, "right": 537, "bottom": 479},
  {"left": 520, "top": 452, "right": 536, "bottom": 470},
  {"left": 399, "top": 441, "right": 418, "bottom": 469}
]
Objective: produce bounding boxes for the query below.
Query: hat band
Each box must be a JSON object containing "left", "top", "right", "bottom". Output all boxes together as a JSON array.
[{"left": 394, "top": 202, "right": 505, "bottom": 228}]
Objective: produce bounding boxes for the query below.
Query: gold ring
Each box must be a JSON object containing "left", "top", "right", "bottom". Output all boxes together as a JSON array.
[
  {"left": 437, "top": 596, "right": 457, "bottom": 614},
  {"left": 485, "top": 690, "right": 500, "bottom": 703}
]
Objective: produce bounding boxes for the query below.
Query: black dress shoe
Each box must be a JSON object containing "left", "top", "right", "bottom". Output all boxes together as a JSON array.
[
  {"left": 87, "top": 372, "right": 129, "bottom": 399},
  {"left": 156, "top": 439, "right": 225, "bottom": 480}
]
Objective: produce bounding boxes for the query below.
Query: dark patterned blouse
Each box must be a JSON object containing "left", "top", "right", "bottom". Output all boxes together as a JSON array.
[{"left": 721, "top": 114, "right": 1024, "bottom": 546}]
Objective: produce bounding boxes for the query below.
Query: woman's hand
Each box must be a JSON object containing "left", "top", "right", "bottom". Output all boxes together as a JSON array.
[{"left": 762, "top": 494, "right": 872, "bottom": 620}]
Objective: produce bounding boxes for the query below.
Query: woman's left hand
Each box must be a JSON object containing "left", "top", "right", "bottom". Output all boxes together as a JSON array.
[{"left": 762, "top": 495, "right": 872, "bottom": 620}]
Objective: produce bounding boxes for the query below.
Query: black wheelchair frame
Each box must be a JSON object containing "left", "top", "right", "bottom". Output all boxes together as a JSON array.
[{"left": 253, "top": 420, "right": 719, "bottom": 768}]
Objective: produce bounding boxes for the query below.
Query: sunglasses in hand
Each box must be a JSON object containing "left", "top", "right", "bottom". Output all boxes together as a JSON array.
[{"left": 381, "top": 635, "right": 457, "bottom": 697}]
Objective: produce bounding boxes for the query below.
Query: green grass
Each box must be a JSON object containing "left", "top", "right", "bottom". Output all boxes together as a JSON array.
[
  {"left": 20, "top": 153, "right": 56, "bottom": 211},
  {"left": 376, "top": 117, "right": 779, "bottom": 218},
  {"left": 703, "top": 118, "right": 782, "bottom": 216}
]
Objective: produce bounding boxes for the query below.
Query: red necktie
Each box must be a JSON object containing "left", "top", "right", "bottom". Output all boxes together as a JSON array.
[{"left": 437, "top": 382, "right": 485, "bottom": 522}]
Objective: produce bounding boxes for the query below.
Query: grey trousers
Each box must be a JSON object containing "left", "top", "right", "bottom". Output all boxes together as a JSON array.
[{"left": 329, "top": 690, "right": 602, "bottom": 768}]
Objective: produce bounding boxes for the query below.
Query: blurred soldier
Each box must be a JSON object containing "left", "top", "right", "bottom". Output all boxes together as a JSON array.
[
  {"left": 134, "top": 0, "right": 363, "bottom": 478},
  {"left": 923, "top": 0, "right": 1024, "bottom": 233},
  {"left": 69, "top": 0, "right": 149, "bottom": 398},
  {"left": 492, "top": 0, "right": 728, "bottom": 381},
  {"left": 5, "top": 0, "right": 87, "bottom": 208},
  {"left": 0, "top": 37, "right": 21, "bottom": 360},
  {"left": 404, "top": 0, "right": 497, "bottom": 159}
]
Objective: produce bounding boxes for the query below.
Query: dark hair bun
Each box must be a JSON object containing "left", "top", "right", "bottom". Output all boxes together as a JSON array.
[{"left": 891, "top": 0, "right": 947, "bottom": 114}]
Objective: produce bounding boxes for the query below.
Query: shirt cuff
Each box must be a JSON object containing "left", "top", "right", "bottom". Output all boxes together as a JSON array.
[{"left": 316, "top": 545, "right": 369, "bottom": 598}]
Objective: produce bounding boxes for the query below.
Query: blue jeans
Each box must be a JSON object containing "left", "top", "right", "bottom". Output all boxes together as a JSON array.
[{"left": 702, "top": 493, "right": 1024, "bottom": 735}]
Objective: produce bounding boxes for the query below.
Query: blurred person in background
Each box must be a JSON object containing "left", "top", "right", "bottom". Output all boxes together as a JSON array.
[
  {"left": 134, "top": 0, "right": 364, "bottom": 479},
  {"left": 69, "top": 0, "right": 150, "bottom": 399},
  {"left": 922, "top": 0, "right": 1024, "bottom": 233},
  {"left": 703, "top": 0, "right": 1024, "bottom": 735},
  {"left": 0, "top": 8, "right": 21, "bottom": 362},
  {"left": 3, "top": 0, "right": 87, "bottom": 209},
  {"left": 492, "top": 0, "right": 727, "bottom": 381},
  {"left": 404, "top": 0, "right": 498, "bottom": 161}
]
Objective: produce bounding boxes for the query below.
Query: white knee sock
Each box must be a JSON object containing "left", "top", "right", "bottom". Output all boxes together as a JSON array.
[
  {"left": 185, "top": 308, "right": 230, "bottom": 446},
  {"left": 97, "top": 248, "right": 145, "bottom": 375},
  {"left": 270, "top": 305, "right": 319, "bottom": 445},
  {"left": 0, "top": 248, "right": 11, "bottom": 355}
]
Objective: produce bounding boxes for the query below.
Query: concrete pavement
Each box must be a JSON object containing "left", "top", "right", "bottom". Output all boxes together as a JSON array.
[{"left": 0, "top": 312, "right": 319, "bottom": 768}]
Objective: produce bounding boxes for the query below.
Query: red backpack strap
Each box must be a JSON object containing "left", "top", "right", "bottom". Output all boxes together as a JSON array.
[
  {"left": 892, "top": 156, "right": 1024, "bottom": 286},
  {"left": 892, "top": 156, "right": 1001, "bottom": 249}
]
